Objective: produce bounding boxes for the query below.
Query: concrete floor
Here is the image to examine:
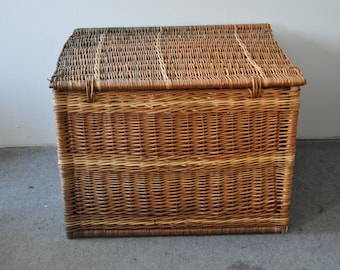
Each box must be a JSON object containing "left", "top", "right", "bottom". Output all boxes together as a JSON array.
[{"left": 0, "top": 140, "right": 339, "bottom": 270}]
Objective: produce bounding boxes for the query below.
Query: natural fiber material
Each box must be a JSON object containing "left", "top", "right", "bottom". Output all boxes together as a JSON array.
[
  {"left": 50, "top": 24, "right": 305, "bottom": 92},
  {"left": 50, "top": 24, "right": 305, "bottom": 238}
]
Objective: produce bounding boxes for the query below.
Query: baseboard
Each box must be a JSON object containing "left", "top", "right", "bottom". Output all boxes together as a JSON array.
[
  {"left": 1, "top": 138, "right": 340, "bottom": 149},
  {"left": 0, "top": 143, "right": 57, "bottom": 149},
  {"left": 297, "top": 136, "right": 340, "bottom": 140}
]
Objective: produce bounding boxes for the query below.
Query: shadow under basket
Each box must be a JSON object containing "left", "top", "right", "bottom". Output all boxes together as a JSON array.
[{"left": 50, "top": 24, "right": 306, "bottom": 238}]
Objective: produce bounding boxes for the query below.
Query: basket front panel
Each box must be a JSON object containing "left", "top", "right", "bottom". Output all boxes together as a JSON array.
[{"left": 54, "top": 87, "right": 299, "bottom": 235}]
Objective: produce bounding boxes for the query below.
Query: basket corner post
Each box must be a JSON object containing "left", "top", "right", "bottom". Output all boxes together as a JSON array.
[{"left": 282, "top": 226, "right": 289, "bottom": 234}]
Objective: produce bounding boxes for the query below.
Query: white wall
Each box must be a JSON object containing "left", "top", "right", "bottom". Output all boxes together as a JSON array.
[{"left": 1, "top": 0, "right": 340, "bottom": 147}]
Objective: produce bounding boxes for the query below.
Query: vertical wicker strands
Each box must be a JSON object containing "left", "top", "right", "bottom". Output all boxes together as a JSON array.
[{"left": 156, "top": 27, "right": 171, "bottom": 89}]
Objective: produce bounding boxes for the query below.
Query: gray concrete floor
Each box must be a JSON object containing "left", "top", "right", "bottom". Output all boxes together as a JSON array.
[{"left": 0, "top": 140, "right": 339, "bottom": 270}]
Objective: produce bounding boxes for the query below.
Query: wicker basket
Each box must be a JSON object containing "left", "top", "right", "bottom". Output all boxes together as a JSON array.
[{"left": 50, "top": 24, "right": 306, "bottom": 238}]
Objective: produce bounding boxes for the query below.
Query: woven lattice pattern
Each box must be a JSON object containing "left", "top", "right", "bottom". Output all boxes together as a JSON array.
[
  {"left": 51, "top": 24, "right": 305, "bottom": 238},
  {"left": 50, "top": 24, "right": 305, "bottom": 91}
]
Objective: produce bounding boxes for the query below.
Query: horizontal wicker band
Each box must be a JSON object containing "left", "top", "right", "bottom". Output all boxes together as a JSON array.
[
  {"left": 59, "top": 154, "right": 294, "bottom": 172},
  {"left": 66, "top": 216, "right": 288, "bottom": 229}
]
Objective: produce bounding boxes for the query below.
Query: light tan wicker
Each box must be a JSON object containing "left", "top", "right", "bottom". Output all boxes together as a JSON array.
[{"left": 50, "top": 24, "right": 305, "bottom": 238}]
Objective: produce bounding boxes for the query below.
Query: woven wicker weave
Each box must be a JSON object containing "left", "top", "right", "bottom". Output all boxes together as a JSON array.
[{"left": 50, "top": 24, "right": 305, "bottom": 238}]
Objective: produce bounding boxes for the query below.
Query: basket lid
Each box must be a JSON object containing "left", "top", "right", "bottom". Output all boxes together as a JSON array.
[{"left": 49, "top": 24, "right": 306, "bottom": 91}]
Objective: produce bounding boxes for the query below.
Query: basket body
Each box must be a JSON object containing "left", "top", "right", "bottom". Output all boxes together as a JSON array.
[{"left": 50, "top": 24, "right": 305, "bottom": 238}]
